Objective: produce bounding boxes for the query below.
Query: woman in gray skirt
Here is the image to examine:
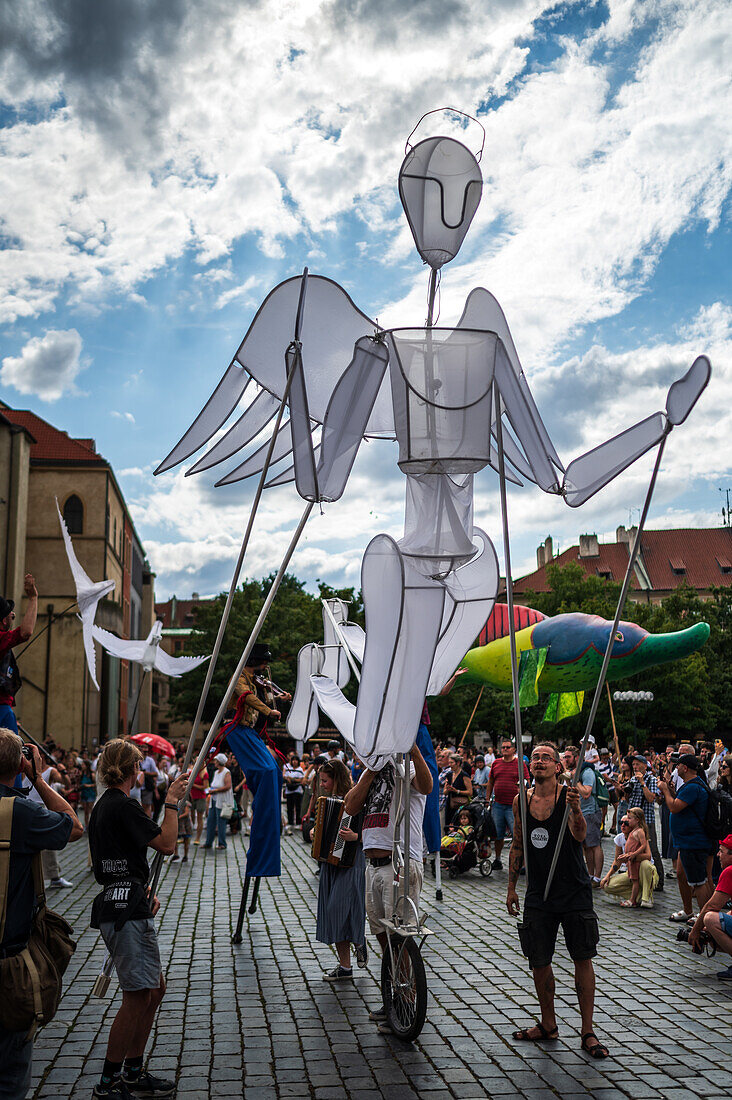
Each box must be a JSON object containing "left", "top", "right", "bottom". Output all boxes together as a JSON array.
[{"left": 316, "top": 759, "right": 368, "bottom": 981}]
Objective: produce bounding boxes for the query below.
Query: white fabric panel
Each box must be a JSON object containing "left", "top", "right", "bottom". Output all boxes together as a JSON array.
[
  {"left": 399, "top": 472, "right": 476, "bottom": 575},
  {"left": 666, "top": 355, "right": 712, "bottom": 426},
  {"left": 214, "top": 420, "right": 294, "bottom": 486},
  {"left": 186, "top": 389, "right": 280, "bottom": 475},
  {"left": 233, "top": 274, "right": 393, "bottom": 435},
  {"left": 426, "top": 528, "right": 500, "bottom": 696},
  {"left": 339, "top": 621, "right": 365, "bottom": 664},
  {"left": 389, "top": 327, "right": 496, "bottom": 475},
  {"left": 287, "top": 343, "right": 320, "bottom": 502},
  {"left": 287, "top": 643, "right": 324, "bottom": 741},
  {"left": 354, "top": 535, "right": 445, "bottom": 759},
  {"left": 398, "top": 137, "right": 482, "bottom": 269},
  {"left": 562, "top": 412, "right": 667, "bottom": 508},
  {"left": 264, "top": 445, "right": 322, "bottom": 488},
  {"left": 316, "top": 336, "right": 390, "bottom": 503},
  {"left": 322, "top": 599, "right": 351, "bottom": 689},
  {"left": 155, "top": 364, "right": 250, "bottom": 474},
  {"left": 457, "top": 288, "right": 563, "bottom": 471},
  {"left": 311, "top": 675, "right": 389, "bottom": 772},
  {"left": 494, "top": 350, "right": 562, "bottom": 492}
]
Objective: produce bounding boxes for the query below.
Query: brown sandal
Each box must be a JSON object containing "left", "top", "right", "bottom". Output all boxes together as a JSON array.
[{"left": 513, "top": 1022, "right": 559, "bottom": 1041}]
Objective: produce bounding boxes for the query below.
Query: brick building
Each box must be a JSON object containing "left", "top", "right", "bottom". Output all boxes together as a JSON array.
[
  {"left": 0, "top": 402, "right": 155, "bottom": 748},
  {"left": 515, "top": 526, "right": 732, "bottom": 602}
]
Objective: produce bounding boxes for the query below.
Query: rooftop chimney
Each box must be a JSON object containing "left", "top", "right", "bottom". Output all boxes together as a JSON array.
[
  {"left": 537, "top": 544, "right": 546, "bottom": 569},
  {"left": 616, "top": 525, "right": 629, "bottom": 544},
  {"left": 544, "top": 536, "right": 553, "bottom": 563},
  {"left": 192, "top": 592, "right": 200, "bottom": 600},
  {"left": 579, "top": 533, "right": 599, "bottom": 558}
]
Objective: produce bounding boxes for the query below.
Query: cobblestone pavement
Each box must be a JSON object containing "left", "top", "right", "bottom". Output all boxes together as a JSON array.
[{"left": 29, "top": 828, "right": 731, "bottom": 1100}]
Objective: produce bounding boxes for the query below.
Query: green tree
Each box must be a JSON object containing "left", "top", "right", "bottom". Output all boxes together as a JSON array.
[{"left": 167, "top": 575, "right": 362, "bottom": 725}]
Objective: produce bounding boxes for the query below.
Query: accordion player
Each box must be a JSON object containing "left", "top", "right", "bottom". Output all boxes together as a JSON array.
[{"left": 311, "top": 796, "right": 359, "bottom": 869}]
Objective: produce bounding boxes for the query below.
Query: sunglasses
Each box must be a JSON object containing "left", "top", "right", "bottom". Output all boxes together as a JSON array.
[{"left": 620, "top": 820, "right": 630, "bottom": 827}]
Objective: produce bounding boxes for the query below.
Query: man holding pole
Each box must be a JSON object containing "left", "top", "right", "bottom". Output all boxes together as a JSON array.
[{"left": 506, "top": 742, "right": 609, "bottom": 1059}]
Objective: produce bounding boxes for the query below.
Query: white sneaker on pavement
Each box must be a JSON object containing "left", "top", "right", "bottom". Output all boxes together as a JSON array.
[{"left": 49, "top": 877, "right": 73, "bottom": 888}]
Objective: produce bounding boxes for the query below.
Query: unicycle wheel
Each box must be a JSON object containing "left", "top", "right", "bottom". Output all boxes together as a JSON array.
[{"left": 380, "top": 934, "right": 427, "bottom": 1042}]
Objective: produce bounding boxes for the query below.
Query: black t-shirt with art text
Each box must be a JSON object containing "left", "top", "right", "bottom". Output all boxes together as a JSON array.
[{"left": 89, "top": 788, "right": 161, "bottom": 923}]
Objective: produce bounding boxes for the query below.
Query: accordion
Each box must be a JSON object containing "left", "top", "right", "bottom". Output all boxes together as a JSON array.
[{"left": 311, "top": 796, "right": 358, "bottom": 869}]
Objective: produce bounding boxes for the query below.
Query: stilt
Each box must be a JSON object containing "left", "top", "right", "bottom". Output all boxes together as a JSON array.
[
  {"left": 248, "top": 876, "right": 262, "bottom": 914},
  {"left": 494, "top": 398, "right": 529, "bottom": 874},
  {"left": 232, "top": 876, "right": 253, "bottom": 943}
]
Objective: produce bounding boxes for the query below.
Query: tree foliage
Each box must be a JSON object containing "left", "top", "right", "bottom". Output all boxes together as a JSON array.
[{"left": 168, "top": 562, "right": 731, "bottom": 751}]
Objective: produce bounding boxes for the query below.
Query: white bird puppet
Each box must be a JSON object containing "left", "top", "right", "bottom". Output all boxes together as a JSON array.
[
  {"left": 56, "top": 498, "right": 115, "bottom": 690},
  {"left": 91, "top": 619, "right": 210, "bottom": 676}
]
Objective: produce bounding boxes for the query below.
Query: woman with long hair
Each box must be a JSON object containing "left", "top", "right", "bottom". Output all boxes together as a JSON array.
[{"left": 315, "top": 758, "right": 367, "bottom": 981}]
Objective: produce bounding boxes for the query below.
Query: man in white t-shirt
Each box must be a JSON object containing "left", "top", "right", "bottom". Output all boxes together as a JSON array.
[{"left": 344, "top": 744, "right": 432, "bottom": 1026}]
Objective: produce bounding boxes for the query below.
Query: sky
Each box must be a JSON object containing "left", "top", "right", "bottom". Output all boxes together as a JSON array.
[{"left": 1, "top": 0, "right": 730, "bottom": 603}]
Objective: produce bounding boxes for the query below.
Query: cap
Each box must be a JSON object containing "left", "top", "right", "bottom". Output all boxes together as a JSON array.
[
  {"left": 214, "top": 753, "right": 228, "bottom": 764},
  {"left": 0, "top": 597, "right": 15, "bottom": 620},
  {"left": 677, "top": 753, "right": 699, "bottom": 770},
  {"left": 327, "top": 740, "right": 341, "bottom": 751},
  {"left": 720, "top": 834, "right": 732, "bottom": 851},
  {"left": 600, "top": 747, "right": 610, "bottom": 755}
]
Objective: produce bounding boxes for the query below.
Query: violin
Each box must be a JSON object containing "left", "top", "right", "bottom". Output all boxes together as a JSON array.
[{"left": 253, "top": 671, "right": 291, "bottom": 702}]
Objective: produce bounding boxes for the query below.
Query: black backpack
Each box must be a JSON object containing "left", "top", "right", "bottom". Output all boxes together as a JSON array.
[
  {"left": 704, "top": 783, "right": 732, "bottom": 841},
  {"left": 0, "top": 650, "right": 21, "bottom": 698}
]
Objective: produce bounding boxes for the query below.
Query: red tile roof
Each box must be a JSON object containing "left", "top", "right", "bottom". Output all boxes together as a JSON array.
[
  {"left": 2, "top": 409, "right": 107, "bottom": 465},
  {"left": 155, "top": 597, "right": 213, "bottom": 629},
  {"left": 515, "top": 528, "right": 732, "bottom": 595}
]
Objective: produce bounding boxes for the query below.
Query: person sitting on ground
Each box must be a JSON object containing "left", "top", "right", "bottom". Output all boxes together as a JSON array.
[
  {"left": 89, "top": 739, "right": 190, "bottom": 1098},
  {"left": 600, "top": 813, "right": 659, "bottom": 909},
  {"left": 688, "top": 833, "right": 732, "bottom": 981}
]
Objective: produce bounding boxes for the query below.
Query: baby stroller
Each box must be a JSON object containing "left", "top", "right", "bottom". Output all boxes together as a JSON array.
[{"left": 441, "top": 800, "right": 495, "bottom": 878}]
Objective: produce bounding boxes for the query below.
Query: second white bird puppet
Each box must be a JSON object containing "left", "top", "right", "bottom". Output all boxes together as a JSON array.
[{"left": 91, "top": 619, "right": 209, "bottom": 676}]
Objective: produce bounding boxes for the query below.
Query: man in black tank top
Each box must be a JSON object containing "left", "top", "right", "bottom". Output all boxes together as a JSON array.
[{"left": 505, "top": 741, "right": 609, "bottom": 1060}]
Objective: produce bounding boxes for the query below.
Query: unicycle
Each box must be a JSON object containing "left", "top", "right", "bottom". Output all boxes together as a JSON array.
[{"left": 379, "top": 752, "right": 430, "bottom": 1041}]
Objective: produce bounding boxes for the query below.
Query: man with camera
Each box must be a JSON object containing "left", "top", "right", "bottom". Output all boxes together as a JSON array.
[
  {"left": 687, "top": 833, "right": 732, "bottom": 980},
  {"left": 659, "top": 753, "right": 714, "bottom": 915},
  {"left": 0, "top": 728, "right": 83, "bottom": 1100}
]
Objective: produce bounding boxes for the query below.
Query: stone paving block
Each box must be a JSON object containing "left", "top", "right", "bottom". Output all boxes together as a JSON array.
[{"left": 27, "top": 833, "right": 731, "bottom": 1100}]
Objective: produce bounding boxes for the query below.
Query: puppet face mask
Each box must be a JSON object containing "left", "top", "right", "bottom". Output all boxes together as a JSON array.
[{"left": 398, "top": 135, "right": 483, "bottom": 270}]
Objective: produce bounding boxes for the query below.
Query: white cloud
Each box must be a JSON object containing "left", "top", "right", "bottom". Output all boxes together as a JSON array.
[
  {"left": 111, "top": 410, "right": 135, "bottom": 423},
  {"left": 0, "top": 328, "right": 84, "bottom": 401}
]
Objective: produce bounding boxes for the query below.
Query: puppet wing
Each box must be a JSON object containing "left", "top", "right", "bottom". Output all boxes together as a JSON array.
[
  {"left": 153, "top": 648, "right": 210, "bottom": 677},
  {"left": 155, "top": 274, "right": 393, "bottom": 484},
  {"left": 91, "top": 625, "right": 148, "bottom": 665}
]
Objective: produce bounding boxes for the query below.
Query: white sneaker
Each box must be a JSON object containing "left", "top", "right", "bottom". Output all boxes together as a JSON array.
[
  {"left": 640, "top": 899, "right": 653, "bottom": 908},
  {"left": 284, "top": 825, "right": 292, "bottom": 836},
  {"left": 49, "top": 877, "right": 73, "bottom": 888}
]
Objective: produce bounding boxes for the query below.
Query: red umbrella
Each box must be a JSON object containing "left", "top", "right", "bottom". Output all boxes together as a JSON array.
[{"left": 130, "top": 733, "right": 175, "bottom": 759}]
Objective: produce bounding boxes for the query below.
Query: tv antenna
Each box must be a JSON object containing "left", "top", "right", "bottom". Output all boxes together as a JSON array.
[{"left": 720, "top": 487, "right": 731, "bottom": 528}]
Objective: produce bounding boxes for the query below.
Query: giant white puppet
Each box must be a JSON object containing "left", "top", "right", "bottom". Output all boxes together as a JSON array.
[{"left": 158, "top": 112, "right": 711, "bottom": 1035}]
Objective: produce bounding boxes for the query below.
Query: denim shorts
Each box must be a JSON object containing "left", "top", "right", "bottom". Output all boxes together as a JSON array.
[
  {"left": 492, "top": 801, "right": 514, "bottom": 839},
  {"left": 100, "top": 918, "right": 162, "bottom": 991},
  {"left": 719, "top": 911, "right": 732, "bottom": 937}
]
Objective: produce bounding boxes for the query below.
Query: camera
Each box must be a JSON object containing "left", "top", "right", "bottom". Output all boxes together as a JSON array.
[
  {"left": 676, "top": 926, "right": 716, "bottom": 956},
  {"left": 21, "top": 744, "right": 33, "bottom": 762},
  {"left": 669, "top": 752, "right": 680, "bottom": 766}
]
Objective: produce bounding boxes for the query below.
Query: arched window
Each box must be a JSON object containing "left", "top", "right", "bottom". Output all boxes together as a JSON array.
[{"left": 63, "top": 494, "right": 84, "bottom": 534}]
